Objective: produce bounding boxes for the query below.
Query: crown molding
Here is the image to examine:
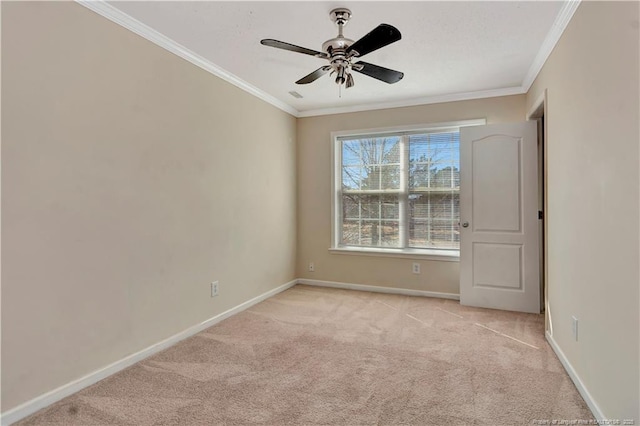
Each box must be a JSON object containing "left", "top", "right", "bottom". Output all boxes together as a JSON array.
[
  {"left": 75, "top": 0, "right": 300, "bottom": 117},
  {"left": 76, "top": 0, "right": 579, "bottom": 119},
  {"left": 296, "top": 86, "right": 525, "bottom": 118},
  {"left": 521, "top": 0, "right": 581, "bottom": 91}
]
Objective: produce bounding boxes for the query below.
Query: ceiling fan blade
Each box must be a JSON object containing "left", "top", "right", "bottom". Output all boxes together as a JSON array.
[
  {"left": 346, "top": 24, "right": 401, "bottom": 58},
  {"left": 260, "top": 39, "right": 328, "bottom": 58},
  {"left": 352, "top": 61, "right": 404, "bottom": 84},
  {"left": 296, "top": 66, "right": 332, "bottom": 84}
]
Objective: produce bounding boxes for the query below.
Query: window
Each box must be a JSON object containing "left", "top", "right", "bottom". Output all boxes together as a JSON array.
[{"left": 332, "top": 121, "right": 484, "bottom": 259}]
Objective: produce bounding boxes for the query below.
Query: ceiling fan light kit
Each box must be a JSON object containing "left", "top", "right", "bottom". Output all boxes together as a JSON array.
[{"left": 260, "top": 8, "right": 404, "bottom": 93}]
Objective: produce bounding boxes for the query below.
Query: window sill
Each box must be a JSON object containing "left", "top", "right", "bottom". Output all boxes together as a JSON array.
[{"left": 329, "top": 247, "right": 460, "bottom": 262}]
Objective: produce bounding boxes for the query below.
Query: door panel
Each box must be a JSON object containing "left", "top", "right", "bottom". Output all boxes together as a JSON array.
[
  {"left": 460, "top": 121, "right": 539, "bottom": 313},
  {"left": 473, "top": 243, "right": 523, "bottom": 290},
  {"left": 472, "top": 136, "right": 521, "bottom": 232}
]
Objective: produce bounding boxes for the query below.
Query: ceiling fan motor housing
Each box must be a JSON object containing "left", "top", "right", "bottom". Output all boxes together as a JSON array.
[{"left": 322, "top": 37, "right": 354, "bottom": 57}]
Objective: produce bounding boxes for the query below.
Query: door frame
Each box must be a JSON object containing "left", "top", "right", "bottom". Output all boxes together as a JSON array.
[{"left": 526, "top": 89, "right": 548, "bottom": 330}]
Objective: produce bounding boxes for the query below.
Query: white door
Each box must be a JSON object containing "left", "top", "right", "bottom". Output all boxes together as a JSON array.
[{"left": 459, "top": 121, "right": 540, "bottom": 313}]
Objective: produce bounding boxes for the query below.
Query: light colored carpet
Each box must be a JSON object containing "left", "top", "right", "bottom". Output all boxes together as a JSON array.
[{"left": 16, "top": 285, "right": 593, "bottom": 425}]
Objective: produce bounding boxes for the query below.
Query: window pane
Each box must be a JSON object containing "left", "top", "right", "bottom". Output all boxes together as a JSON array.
[
  {"left": 341, "top": 141, "right": 362, "bottom": 166},
  {"left": 342, "top": 166, "right": 363, "bottom": 190},
  {"left": 341, "top": 194, "right": 400, "bottom": 247},
  {"left": 409, "top": 132, "right": 460, "bottom": 190},
  {"left": 341, "top": 137, "right": 401, "bottom": 191},
  {"left": 431, "top": 166, "right": 460, "bottom": 188},
  {"left": 408, "top": 131, "right": 460, "bottom": 249},
  {"left": 409, "top": 192, "right": 459, "bottom": 249}
]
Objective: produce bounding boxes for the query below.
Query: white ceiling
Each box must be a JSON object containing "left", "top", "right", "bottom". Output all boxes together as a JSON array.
[{"left": 95, "top": 1, "right": 573, "bottom": 117}]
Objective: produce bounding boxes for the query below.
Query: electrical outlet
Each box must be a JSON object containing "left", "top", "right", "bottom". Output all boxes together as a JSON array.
[
  {"left": 572, "top": 316, "right": 578, "bottom": 341},
  {"left": 211, "top": 281, "right": 219, "bottom": 297},
  {"left": 308, "top": 262, "right": 315, "bottom": 272},
  {"left": 412, "top": 263, "right": 421, "bottom": 274}
]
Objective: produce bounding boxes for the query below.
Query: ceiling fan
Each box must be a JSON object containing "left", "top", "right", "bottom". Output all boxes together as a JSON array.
[{"left": 260, "top": 8, "right": 403, "bottom": 90}]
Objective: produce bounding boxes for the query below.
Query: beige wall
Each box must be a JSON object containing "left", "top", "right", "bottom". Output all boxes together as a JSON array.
[
  {"left": 296, "top": 95, "right": 525, "bottom": 294},
  {"left": 1, "top": 2, "right": 296, "bottom": 411},
  {"left": 526, "top": 1, "right": 639, "bottom": 420},
  {"left": 3, "top": 0, "right": 639, "bottom": 421}
]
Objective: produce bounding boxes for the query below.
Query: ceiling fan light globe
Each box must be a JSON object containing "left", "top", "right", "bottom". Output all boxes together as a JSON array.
[
  {"left": 346, "top": 73, "right": 355, "bottom": 88},
  {"left": 335, "top": 65, "right": 346, "bottom": 83}
]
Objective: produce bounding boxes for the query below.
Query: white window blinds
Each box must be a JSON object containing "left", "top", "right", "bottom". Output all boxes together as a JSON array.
[{"left": 337, "top": 130, "right": 460, "bottom": 251}]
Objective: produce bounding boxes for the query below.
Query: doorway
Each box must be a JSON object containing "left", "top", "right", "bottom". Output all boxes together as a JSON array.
[{"left": 527, "top": 90, "right": 548, "bottom": 330}]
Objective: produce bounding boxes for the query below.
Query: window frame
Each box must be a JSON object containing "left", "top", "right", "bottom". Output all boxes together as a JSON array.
[{"left": 330, "top": 119, "right": 486, "bottom": 261}]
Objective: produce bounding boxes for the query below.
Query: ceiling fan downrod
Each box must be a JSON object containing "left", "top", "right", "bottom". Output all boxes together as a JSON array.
[{"left": 325, "top": 8, "right": 354, "bottom": 87}]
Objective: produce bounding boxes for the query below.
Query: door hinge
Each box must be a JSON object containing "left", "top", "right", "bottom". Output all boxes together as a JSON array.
[{"left": 538, "top": 210, "right": 544, "bottom": 220}]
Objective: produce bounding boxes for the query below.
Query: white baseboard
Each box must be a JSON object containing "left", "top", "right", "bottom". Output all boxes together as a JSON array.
[
  {"left": 297, "top": 278, "right": 460, "bottom": 300},
  {"left": 3, "top": 280, "right": 613, "bottom": 426},
  {"left": 0, "top": 279, "right": 297, "bottom": 426},
  {"left": 1, "top": 278, "right": 456, "bottom": 424},
  {"left": 545, "top": 331, "right": 604, "bottom": 421}
]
